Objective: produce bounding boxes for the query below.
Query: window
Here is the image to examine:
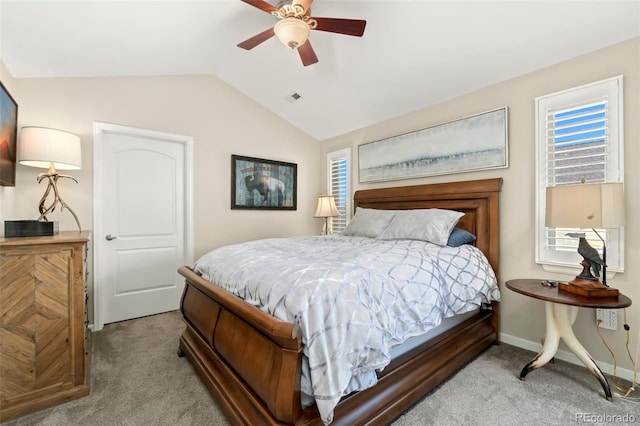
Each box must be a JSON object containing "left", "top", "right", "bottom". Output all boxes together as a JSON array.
[
  {"left": 327, "top": 148, "right": 351, "bottom": 234},
  {"left": 535, "top": 76, "right": 624, "bottom": 272}
]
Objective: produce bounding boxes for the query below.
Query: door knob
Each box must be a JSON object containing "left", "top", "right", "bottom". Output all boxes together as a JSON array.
[{"left": 105, "top": 234, "right": 119, "bottom": 241}]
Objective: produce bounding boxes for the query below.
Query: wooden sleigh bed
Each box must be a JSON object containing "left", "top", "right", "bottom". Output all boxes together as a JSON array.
[{"left": 178, "top": 178, "right": 502, "bottom": 425}]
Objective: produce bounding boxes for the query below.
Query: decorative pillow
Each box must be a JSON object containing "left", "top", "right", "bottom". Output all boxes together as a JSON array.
[
  {"left": 447, "top": 227, "right": 476, "bottom": 247},
  {"left": 341, "top": 207, "right": 397, "bottom": 238},
  {"left": 377, "top": 209, "right": 464, "bottom": 245}
]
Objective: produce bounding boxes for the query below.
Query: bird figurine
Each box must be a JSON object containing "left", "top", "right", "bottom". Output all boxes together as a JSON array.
[{"left": 565, "top": 232, "right": 606, "bottom": 280}]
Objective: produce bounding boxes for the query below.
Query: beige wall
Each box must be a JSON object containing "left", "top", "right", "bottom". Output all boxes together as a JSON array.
[
  {"left": 0, "top": 72, "right": 322, "bottom": 251},
  {"left": 321, "top": 37, "right": 640, "bottom": 375},
  {"left": 0, "top": 67, "right": 323, "bottom": 323}
]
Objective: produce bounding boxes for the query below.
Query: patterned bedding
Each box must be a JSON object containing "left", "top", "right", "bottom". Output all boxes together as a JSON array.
[{"left": 193, "top": 235, "right": 499, "bottom": 424}]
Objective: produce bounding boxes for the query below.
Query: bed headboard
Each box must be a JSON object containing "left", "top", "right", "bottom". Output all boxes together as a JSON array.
[{"left": 353, "top": 178, "right": 502, "bottom": 278}]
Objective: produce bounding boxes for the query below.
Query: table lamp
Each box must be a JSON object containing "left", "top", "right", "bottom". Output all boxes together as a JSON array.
[
  {"left": 314, "top": 193, "right": 338, "bottom": 235},
  {"left": 13, "top": 126, "right": 82, "bottom": 235},
  {"left": 545, "top": 181, "right": 625, "bottom": 298}
]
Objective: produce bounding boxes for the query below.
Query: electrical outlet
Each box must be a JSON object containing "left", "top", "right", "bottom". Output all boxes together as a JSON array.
[
  {"left": 608, "top": 310, "right": 618, "bottom": 330},
  {"left": 596, "top": 309, "right": 618, "bottom": 330}
]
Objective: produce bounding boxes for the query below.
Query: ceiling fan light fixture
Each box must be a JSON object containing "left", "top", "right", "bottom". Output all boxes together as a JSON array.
[{"left": 274, "top": 17, "right": 310, "bottom": 49}]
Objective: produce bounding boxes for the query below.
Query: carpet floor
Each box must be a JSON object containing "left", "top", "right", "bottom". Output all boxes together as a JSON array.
[{"left": 3, "top": 310, "right": 638, "bottom": 425}]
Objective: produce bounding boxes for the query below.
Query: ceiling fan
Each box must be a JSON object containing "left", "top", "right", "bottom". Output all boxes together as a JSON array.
[{"left": 237, "top": 0, "right": 367, "bottom": 66}]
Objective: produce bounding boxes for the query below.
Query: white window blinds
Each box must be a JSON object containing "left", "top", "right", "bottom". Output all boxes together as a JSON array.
[
  {"left": 327, "top": 148, "right": 351, "bottom": 234},
  {"left": 545, "top": 102, "right": 607, "bottom": 186},
  {"left": 535, "top": 76, "right": 624, "bottom": 271},
  {"left": 545, "top": 102, "right": 608, "bottom": 254}
]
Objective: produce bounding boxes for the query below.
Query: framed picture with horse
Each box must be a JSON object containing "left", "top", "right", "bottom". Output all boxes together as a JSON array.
[{"left": 231, "top": 154, "right": 297, "bottom": 210}]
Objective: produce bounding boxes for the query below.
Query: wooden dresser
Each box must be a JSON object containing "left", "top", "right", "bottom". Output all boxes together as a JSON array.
[{"left": 0, "top": 231, "right": 91, "bottom": 422}]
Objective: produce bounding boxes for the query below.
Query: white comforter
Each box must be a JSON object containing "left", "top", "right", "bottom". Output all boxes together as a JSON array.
[{"left": 194, "top": 235, "right": 499, "bottom": 424}]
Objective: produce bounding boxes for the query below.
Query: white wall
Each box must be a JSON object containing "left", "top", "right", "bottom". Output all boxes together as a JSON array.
[{"left": 321, "top": 37, "right": 640, "bottom": 376}]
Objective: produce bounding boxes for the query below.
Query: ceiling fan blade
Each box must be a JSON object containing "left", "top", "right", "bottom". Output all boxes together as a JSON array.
[
  {"left": 298, "top": 41, "right": 318, "bottom": 67},
  {"left": 237, "top": 28, "right": 276, "bottom": 50},
  {"left": 240, "top": 0, "right": 278, "bottom": 14},
  {"left": 292, "top": 0, "right": 313, "bottom": 14},
  {"left": 312, "top": 17, "right": 366, "bottom": 37}
]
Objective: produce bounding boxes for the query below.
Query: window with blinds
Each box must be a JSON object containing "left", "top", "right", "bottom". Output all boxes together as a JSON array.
[
  {"left": 545, "top": 102, "right": 608, "bottom": 254},
  {"left": 535, "top": 76, "right": 624, "bottom": 271},
  {"left": 327, "top": 148, "right": 351, "bottom": 234},
  {"left": 547, "top": 103, "right": 607, "bottom": 186}
]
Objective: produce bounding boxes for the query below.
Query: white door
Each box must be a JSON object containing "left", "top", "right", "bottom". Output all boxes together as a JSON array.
[{"left": 93, "top": 122, "right": 193, "bottom": 330}]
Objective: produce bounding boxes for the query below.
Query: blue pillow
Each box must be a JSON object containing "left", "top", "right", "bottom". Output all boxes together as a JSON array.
[{"left": 447, "top": 227, "right": 476, "bottom": 247}]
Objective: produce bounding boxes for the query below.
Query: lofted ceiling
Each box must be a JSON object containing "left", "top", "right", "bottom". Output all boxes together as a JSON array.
[{"left": 1, "top": 0, "right": 639, "bottom": 141}]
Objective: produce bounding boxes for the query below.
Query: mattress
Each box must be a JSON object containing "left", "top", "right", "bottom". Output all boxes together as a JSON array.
[{"left": 388, "top": 308, "right": 480, "bottom": 359}]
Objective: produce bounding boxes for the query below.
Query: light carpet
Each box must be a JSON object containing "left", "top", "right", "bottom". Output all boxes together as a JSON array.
[{"left": 3, "top": 311, "right": 638, "bottom": 425}]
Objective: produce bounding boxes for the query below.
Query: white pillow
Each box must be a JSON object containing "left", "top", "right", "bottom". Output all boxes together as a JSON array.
[
  {"left": 341, "top": 207, "right": 397, "bottom": 238},
  {"left": 377, "top": 209, "right": 464, "bottom": 245}
]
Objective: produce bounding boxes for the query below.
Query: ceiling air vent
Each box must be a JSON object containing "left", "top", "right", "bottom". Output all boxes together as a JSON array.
[{"left": 285, "top": 92, "right": 302, "bottom": 103}]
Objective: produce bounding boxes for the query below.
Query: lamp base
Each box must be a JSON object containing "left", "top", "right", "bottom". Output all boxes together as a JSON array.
[
  {"left": 558, "top": 278, "right": 619, "bottom": 299},
  {"left": 4, "top": 220, "right": 59, "bottom": 238}
]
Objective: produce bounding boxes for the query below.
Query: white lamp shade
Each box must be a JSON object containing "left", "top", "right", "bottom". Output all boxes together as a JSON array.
[
  {"left": 18, "top": 126, "right": 82, "bottom": 170},
  {"left": 314, "top": 194, "right": 339, "bottom": 218},
  {"left": 274, "top": 17, "right": 310, "bottom": 49},
  {"left": 545, "top": 182, "right": 625, "bottom": 229}
]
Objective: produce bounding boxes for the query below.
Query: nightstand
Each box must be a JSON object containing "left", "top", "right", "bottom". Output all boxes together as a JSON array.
[{"left": 506, "top": 278, "right": 632, "bottom": 401}]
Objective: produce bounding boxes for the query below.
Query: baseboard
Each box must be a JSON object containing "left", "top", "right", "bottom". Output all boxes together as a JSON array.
[{"left": 500, "top": 332, "right": 637, "bottom": 383}]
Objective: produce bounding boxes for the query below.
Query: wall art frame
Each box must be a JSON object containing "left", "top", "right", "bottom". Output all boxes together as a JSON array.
[
  {"left": 0, "top": 80, "right": 18, "bottom": 186},
  {"left": 231, "top": 154, "right": 297, "bottom": 210},
  {"left": 358, "top": 107, "right": 508, "bottom": 183}
]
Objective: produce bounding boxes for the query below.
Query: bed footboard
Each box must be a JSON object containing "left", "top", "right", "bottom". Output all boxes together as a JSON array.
[
  {"left": 178, "top": 266, "right": 304, "bottom": 425},
  {"left": 179, "top": 266, "right": 499, "bottom": 426}
]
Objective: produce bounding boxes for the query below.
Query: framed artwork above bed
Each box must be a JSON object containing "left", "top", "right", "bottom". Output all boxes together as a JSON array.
[
  {"left": 358, "top": 107, "right": 508, "bottom": 183},
  {"left": 231, "top": 154, "right": 297, "bottom": 210}
]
